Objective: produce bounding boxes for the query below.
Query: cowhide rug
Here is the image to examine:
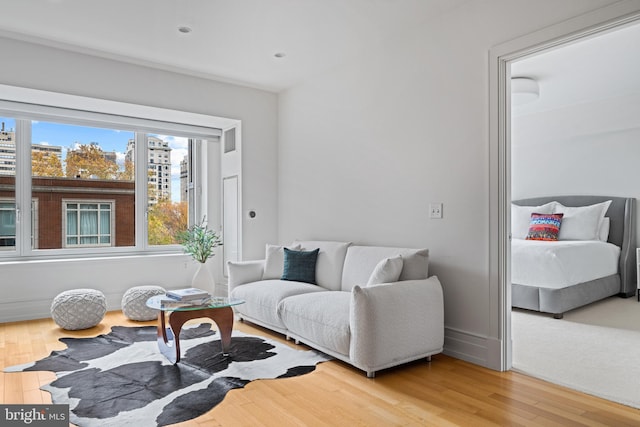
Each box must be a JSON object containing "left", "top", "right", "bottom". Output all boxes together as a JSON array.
[{"left": 4, "top": 324, "right": 331, "bottom": 427}]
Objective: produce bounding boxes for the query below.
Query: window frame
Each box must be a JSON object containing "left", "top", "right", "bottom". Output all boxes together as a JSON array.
[
  {"left": 0, "top": 197, "right": 40, "bottom": 250},
  {"left": 0, "top": 87, "right": 224, "bottom": 261}
]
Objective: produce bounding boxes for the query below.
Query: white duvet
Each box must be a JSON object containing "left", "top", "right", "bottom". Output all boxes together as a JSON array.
[{"left": 511, "top": 239, "right": 620, "bottom": 289}]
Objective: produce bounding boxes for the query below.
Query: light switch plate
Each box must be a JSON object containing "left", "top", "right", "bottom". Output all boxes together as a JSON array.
[{"left": 429, "top": 203, "right": 443, "bottom": 219}]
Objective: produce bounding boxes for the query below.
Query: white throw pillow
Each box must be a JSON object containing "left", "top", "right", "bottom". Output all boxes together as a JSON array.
[
  {"left": 554, "top": 200, "right": 612, "bottom": 241},
  {"left": 366, "top": 256, "right": 403, "bottom": 286},
  {"left": 263, "top": 244, "right": 302, "bottom": 279},
  {"left": 292, "top": 240, "right": 352, "bottom": 290},
  {"left": 511, "top": 202, "right": 556, "bottom": 239},
  {"left": 598, "top": 217, "right": 611, "bottom": 242}
]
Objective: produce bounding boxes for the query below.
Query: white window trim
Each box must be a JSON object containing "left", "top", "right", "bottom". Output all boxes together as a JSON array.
[{"left": 0, "top": 85, "right": 226, "bottom": 139}]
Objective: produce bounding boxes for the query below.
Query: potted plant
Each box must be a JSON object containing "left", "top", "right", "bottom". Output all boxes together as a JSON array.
[{"left": 176, "top": 219, "right": 223, "bottom": 294}]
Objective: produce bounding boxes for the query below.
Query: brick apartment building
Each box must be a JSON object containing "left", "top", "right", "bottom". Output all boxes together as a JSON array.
[{"left": 0, "top": 176, "right": 134, "bottom": 249}]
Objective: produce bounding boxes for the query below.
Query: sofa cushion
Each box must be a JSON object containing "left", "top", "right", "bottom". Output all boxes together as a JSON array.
[
  {"left": 366, "top": 256, "right": 403, "bottom": 286},
  {"left": 230, "top": 280, "right": 327, "bottom": 329},
  {"left": 398, "top": 248, "right": 429, "bottom": 281},
  {"left": 263, "top": 243, "right": 302, "bottom": 279},
  {"left": 278, "top": 291, "right": 351, "bottom": 357},
  {"left": 282, "top": 248, "right": 320, "bottom": 284},
  {"left": 293, "top": 241, "right": 351, "bottom": 291},
  {"left": 341, "top": 246, "right": 429, "bottom": 291},
  {"left": 227, "top": 260, "right": 264, "bottom": 289}
]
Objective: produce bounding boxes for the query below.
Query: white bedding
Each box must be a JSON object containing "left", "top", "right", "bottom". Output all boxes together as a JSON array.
[{"left": 511, "top": 239, "right": 620, "bottom": 289}]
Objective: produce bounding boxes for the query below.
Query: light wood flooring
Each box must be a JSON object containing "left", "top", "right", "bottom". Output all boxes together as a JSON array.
[{"left": 2, "top": 311, "right": 640, "bottom": 426}]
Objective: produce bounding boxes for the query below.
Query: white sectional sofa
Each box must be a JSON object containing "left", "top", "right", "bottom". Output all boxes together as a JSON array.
[{"left": 227, "top": 240, "right": 444, "bottom": 378}]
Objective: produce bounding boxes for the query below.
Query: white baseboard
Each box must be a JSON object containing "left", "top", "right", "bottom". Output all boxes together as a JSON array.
[
  {"left": 0, "top": 283, "right": 229, "bottom": 324},
  {"left": 0, "top": 291, "right": 125, "bottom": 323},
  {"left": 444, "top": 326, "right": 505, "bottom": 370}
]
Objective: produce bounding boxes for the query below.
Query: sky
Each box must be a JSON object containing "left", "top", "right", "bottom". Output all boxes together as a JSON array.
[{"left": 2, "top": 118, "right": 188, "bottom": 202}]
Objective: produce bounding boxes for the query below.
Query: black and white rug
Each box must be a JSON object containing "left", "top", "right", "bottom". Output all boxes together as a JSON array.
[{"left": 4, "top": 324, "right": 331, "bottom": 426}]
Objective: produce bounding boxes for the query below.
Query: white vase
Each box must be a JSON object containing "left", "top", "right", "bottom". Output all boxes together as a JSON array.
[{"left": 191, "top": 262, "right": 216, "bottom": 296}]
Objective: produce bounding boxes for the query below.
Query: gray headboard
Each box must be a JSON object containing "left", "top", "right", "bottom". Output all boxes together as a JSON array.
[{"left": 512, "top": 195, "right": 636, "bottom": 296}]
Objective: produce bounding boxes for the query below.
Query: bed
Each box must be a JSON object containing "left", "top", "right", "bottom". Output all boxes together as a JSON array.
[{"left": 511, "top": 195, "right": 636, "bottom": 318}]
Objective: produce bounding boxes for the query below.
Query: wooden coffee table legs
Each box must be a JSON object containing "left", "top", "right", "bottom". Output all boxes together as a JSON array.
[{"left": 157, "top": 306, "right": 234, "bottom": 364}]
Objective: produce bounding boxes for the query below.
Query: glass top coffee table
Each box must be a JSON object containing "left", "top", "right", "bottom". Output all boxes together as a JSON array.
[{"left": 146, "top": 295, "right": 245, "bottom": 364}]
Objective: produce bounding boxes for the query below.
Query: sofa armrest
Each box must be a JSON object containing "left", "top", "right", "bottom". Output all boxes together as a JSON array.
[
  {"left": 349, "top": 276, "right": 444, "bottom": 371},
  {"left": 227, "top": 260, "right": 265, "bottom": 294}
]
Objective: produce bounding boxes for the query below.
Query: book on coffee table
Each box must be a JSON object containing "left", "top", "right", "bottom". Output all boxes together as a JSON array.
[{"left": 166, "top": 287, "right": 210, "bottom": 301}]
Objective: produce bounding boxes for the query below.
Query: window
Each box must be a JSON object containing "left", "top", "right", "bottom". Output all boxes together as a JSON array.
[
  {"left": 64, "top": 201, "right": 113, "bottom": 247},
  {"left": 146, "top": 134, "right": 194, "bottom": 246},
  {"left": 0, "top": 200, "right": 15, "bottom": 247},
  {"left": 0, "top": 99, "right": 222, "bottom": 260},
  {"left": 30, "top": 121, "right": 135, "bottom": 249},
  {"left": 0, "top": 118, "right": 16, "bottom": 250},
  {"left": 0, "top": 198, "right": 39, "bottom": 249}
]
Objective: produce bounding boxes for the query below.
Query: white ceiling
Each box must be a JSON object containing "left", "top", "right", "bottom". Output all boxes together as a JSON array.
[
  {"left": 511, "top": 20, "right": 640, "bottom": 116},
  {"left": 0, "top": 0, "right": 468, "bottom": 92},
  {"left": 3, "top": 1, "right": 638, "bottom": 101}
]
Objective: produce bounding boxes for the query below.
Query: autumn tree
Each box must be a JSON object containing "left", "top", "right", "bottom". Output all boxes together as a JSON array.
[
  {"left": 148, "top": 198, "right": 188, "bottom": 245},
  {"left": 31, "top": 151, "right": 64, "bottom": 177},
  {"left": 65, "top": 143, "right": 118, "bottom": 179},
  {"left": 116, "top": 159, "right": 135, "bottom": 181}
]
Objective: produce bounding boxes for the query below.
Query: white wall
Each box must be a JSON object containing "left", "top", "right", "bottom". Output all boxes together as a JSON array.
[
  {"left": 0, "top": 0, "right": 631, "bottom": 368},
  {"left": 512, "top": 94, "right": 640, "bottom": 241},
  {"left": 277, "top": 0, "right": 619, "bottom": 367},
  {"left": 0, "top": 37, "right": 279, "bottom": 322}
]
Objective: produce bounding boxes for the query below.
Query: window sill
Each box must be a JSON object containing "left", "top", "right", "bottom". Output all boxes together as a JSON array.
[{"left": 0, "top": 251, "right": 189, "bottom": 266}]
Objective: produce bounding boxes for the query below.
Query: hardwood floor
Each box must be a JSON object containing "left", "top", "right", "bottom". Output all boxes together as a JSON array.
[{"left": 2, "top": 311, "right": 640, "bottom": 426}]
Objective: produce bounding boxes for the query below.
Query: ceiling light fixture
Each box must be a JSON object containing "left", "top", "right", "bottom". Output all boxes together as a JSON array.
[
  {"left": 178, "top": 26, "right": 192, "bottom": 34},
  {"left": 274, "top": 52, "right": 286, "bottom": 58},
  {"left": 511, "top": 77, "right": 539, "bottom": 105}
]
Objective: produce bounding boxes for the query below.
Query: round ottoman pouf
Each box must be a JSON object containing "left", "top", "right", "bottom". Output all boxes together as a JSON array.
[
  {"left": 121, "top": 285, "right": 166, "bottom": 321},
  {"left": 51, "top": 289, "right": 107, "bottom": 330}
]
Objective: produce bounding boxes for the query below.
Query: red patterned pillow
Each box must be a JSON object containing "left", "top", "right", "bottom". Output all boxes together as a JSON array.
[{"left": 526, "top": 213, "right": 564, "bottom": 241}]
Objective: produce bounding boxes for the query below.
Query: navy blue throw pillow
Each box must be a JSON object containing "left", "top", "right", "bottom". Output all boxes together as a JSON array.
[{"left": 281, "top": 248, "right": 319, "bottom": 284}]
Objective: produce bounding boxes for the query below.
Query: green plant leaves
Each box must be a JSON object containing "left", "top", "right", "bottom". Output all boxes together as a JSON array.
[{"left": 176, "top": 219, "right": 222, "bottom": 263}]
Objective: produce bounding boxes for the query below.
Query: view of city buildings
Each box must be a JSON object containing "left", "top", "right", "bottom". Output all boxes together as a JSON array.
[
  {"left": 180, "top": 156, "right": 188, "bottom": 203},
  {"left": 0, "top": 123, "right": 16, "bottom": 175},
  {"left": 125, "top": 136, "right": 173, "bottom": 204},
  {"left": 1, "top": 123, "right": 64, "bottom": 176},
  {"left": 0, "top": 121, "right": 190, "bottom": 249},
  {"left": 0, "top": 125, "right": 186, "bottom": 202}
]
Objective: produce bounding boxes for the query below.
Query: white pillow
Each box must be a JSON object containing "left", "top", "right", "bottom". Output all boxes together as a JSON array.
[
  {"left": 366, "top": 256, "right": 403, "bottom": 286},
  {"left": 554, "top": 200, "right": 612, "bottom": 241},
  {"left": 511, "top": 202, "right": 556, "bottom": 239},
  {"left": 263, "top": 244, "right": 302, "bottom": 279},
  {"left": 598, "top": 217, "right": 610, "bottom": 242}
]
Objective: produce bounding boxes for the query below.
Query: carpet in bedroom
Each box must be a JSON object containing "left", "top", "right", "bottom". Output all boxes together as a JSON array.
[{"left": 512, "top": 297, "right": 640, "bottom": 409}]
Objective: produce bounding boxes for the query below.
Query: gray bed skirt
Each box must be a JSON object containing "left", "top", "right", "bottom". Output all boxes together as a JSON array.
[{"left": 512, "top": 274, "right": 620, "bottom": 317}]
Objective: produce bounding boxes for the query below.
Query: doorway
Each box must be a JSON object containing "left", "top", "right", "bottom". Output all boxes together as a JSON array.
[
  {"left": 507, "top": 20, "right": 640, "bottom": 406},
  {"left": 489, "top": 4, "right": 640, "bottom": 372}
]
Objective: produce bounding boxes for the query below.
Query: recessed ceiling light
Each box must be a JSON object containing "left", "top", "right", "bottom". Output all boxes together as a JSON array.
[
  {"left": 274, "top": 52, "right": 286, "bottom": 58},
  {"left": 178, "top": 26, "right": 192, "bottom": 34}
]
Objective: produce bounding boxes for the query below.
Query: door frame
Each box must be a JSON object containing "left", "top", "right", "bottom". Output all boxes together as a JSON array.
[{"left": 489, "top": 2, "right": 640, "bottom": 371}]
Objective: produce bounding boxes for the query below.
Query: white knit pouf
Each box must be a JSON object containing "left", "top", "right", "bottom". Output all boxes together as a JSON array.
[
  {"left": 51, "top": 289, "right": 107, "bottom": 330},
  {"left": 121, "top": 285, "right": 166, "bottom": 321}
]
